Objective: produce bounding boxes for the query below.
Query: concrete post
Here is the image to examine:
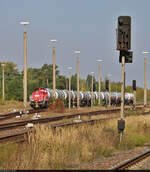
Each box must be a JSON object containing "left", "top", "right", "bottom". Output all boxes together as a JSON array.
[
  {"left": 144, "top": 58, "right": 147, "bottom": 106},
  {"left": 2, "top": 65, "right": 5, "bottom": 103},
  {"left": 53, "top": 47, "right": 56, "bottom": 98},
  {"left": 77, "top": 56, "right": 80, "bottom": 108},
  {"left": 91, "top": 74, "right": 93, "bottom": 108},
  {"left": 109, "top": 79, "right": 111, "bottom": 106},
  {"left": 109, "top": 78, "right": 111, "bottom": 107},
  {"left": 69, "top": 71, "right": 71, "bottom": 109},
  {"left": 98, "top": 64, "right": 101, "bottom": 105},
  {"left": 23, "top": 32, "right": 27, "bottom": 109}
]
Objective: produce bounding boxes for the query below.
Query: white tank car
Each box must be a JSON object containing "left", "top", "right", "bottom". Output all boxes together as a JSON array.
[
  {"left": 125, "top": 93, "right": 134, "bottom": 105},
  {"left": 94, "top": 92, "right": 98, "bottom": 101},
  {"left": 43, "top": 89, "right": 134, "bottom": 107},
  {"left": 100, "top": 92, "right": 105, "bottom": 100},
  {"left": 110, "top": 92, "right": 117, "bottom": 105}
]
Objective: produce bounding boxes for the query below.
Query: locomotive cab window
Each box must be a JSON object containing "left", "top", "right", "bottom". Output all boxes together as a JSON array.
[{"left": 34, "top": 88, "right": 39, "bottom": 92}]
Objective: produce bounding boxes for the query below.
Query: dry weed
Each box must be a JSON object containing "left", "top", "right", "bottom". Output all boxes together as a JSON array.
[{"left": 1, "top": 115, "right": 150, "bottom": 169}]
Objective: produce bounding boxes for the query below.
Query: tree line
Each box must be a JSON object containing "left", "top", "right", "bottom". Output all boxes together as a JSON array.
[{"left": 0, "top": 62, "right": 148, "bottom": 103}]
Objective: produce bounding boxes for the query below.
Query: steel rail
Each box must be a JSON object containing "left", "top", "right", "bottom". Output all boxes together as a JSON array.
[
  {"left": 0, "top": 130, "right": 28, "bottom": 143},
  {"left": 51, "top": 110, "right": 150, "bottom": 129},
  {"left": 0, "top": 109, "right": 46, "bottom": 121},
  {"left": 0, "top": 103, "right": 146, "bottom": 121},
  {"left": 0, "top": 106, "right": 143, "bottom": 131},
  {"left": 0, "top": 109, "right": 150, "bottom": 143},
  {"left": 51, "top": 116, "right": 118, "bottom": 129},
  {"left": 0, "top": 117, "right": 120, "bottom": 143},
  {"left": 110, "top": 149, "right": 150, "bottom": 170}
]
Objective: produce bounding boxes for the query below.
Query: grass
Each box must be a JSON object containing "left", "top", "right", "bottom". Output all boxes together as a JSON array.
[
  {"left": 0, "top": 100, "right": 30, "bottom": 113},
  {"left": 124, "top": 108, "right": 145, "bottom": 116},
  {"left": 1, "top": 115, "right": 150, "bottom": 169}
]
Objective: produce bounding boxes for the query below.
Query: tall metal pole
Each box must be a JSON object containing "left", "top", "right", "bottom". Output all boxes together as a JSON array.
[
  {"left": 91, "top": 74, "right": 93, "bottom": 108},
  {"left": 53, "top": 46, "right": 56, "bottom": 98},
  {"left": 144, "top": 58, "right": 147, "bottom": 106},
  {"left": 98, "top": 64, "right": 101, "bottom": 105},
  {"left": 2, "top": 65, "right": 5, "bottom": 103},
  {"left": 109, "top": 78, "right": 111, "bottom": 107},
  {"left": 69, "top": 71, "right": 71, "bottom": 109},
  {"left": 77, "top": 56, "right": 80, "bottom": 108},
  {"left": 23, "top": 32, "right": 27, "bottom": 109},
  {"left": 119, "top": 55, "right": 125, "bottom": 143},
  {"left": 20, "top": 22, "right": 29, "bottom": 110},
  {"left": 49, "top": 47, "right": 51, "bottom": 65},
  {"left": 105, "top": 78, "right": 108, "bottom": 107},
  {"left": 49, "top": 47, "right": 51, "bottom": 88},
  {"left": 121, "top": 56, "right": 125, "bottom": 119}
]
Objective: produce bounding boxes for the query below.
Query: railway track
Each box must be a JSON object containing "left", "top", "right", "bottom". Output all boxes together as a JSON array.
[
  {"left": 0, "top": 106, "right": 144, "bottom": 131},
  {"left": 110, "top": 149, "right": 150, "bottom": 170},
  {"left": 0, "top": 109, "right": 46, "bottom": 121},
  {"left": 51, "top": 110, "right": 150, "bottom": 129},
  {"left": 0, "top": 129, "right": 30, "bottom": 143},
  {"left": 0, "top": 107, "right": 150, "bottom": 143},
  {"left": 0, "top": 103, "right": 146, "bottom": 121}
]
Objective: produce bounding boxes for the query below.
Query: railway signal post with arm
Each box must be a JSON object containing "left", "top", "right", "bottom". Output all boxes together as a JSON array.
[{"left": 117, "top": 16, "right": 132, "bottom": 142}]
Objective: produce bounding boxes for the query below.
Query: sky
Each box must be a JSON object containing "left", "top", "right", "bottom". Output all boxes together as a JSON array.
[{"left": 0, "top": 0, "right": 150, "bottom": 88}]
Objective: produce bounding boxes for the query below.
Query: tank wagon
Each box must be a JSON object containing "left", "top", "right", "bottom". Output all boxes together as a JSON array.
[{"left": 29, "top": 88, "right": 134, "bottom": 109}]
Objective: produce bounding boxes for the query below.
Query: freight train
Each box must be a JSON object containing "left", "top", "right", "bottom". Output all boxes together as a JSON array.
[{"left": 29, "top": 88, "right": 134, "bottom": 109}]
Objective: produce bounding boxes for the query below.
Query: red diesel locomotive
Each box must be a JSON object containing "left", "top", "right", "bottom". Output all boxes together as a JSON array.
[{"left": 29, "top": 88, "right": 50, "bottom": 109}]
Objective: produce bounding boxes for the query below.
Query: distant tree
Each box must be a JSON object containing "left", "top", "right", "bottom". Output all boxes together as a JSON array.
[
  {"left": 71, "top": 74, "right": 77, "bottom": 90},
  {"left": 80, "top": 78, "right": 87, "bottom": 91},
  {"left": 0, "top": 62, "right": 22, "bottom": 101},
  {"left": 0, "top": 61, "right": 148, "bottom": 105},
  {"left": 56, "top": 75, "right": 67, "bottom": 90},
  {"left": 86, "top": 74, "right": 96, "bottom": 91}
]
